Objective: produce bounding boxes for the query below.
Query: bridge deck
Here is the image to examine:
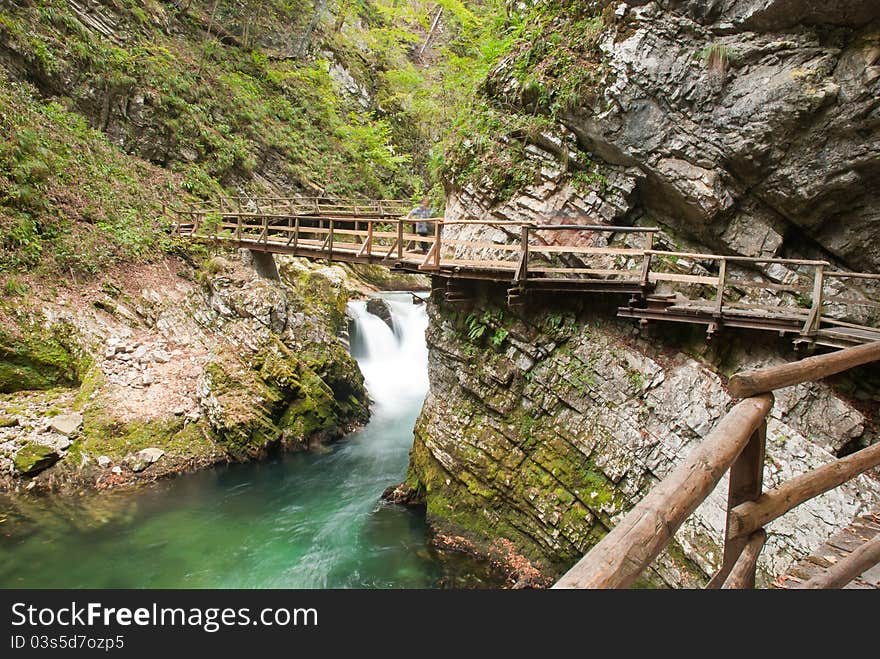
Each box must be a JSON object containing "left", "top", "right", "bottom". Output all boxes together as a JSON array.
[
  {"left": 171, "top": 200, "right": 880, "bottom": 348},
  {"left": 775, "top": 511, "right": 880, "bottom": 589}
]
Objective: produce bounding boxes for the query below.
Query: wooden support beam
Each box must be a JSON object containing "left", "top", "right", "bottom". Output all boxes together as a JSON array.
[
  {"left": 552, "top": 394, "right": 773, "bottom": 589},
  {"left": 434, "top": 220, "right": 441, "bottom": 269},
  {"left": 801, "top": 264, "right": 825, "bottom": 337},
  {"left": 720, "top": 529, "right": 767, "bottom": 589},
  {"left": 714, "top": 257, "right": 726, "bottom": 318},
  {"left": 728, "top": 341, "right": 880, "bottom": 398},
  {"left": 513, "top": 226, "right": 529, "bottom": 284},
  {"left": 728, "top": 441, "right": 880, "bottom": 540},
  {"left": 799, "top": 534, "right": 880, "bottom": 589},
  {"left": 707, "top": 420, "right": 766, "bottom": 588}
]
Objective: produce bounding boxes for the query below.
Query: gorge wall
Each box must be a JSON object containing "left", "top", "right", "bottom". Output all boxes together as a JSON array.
[{"left": 403, "top": 0, "right": 880, "bottom": 587}]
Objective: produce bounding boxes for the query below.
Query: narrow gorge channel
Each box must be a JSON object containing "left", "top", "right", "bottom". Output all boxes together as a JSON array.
[{"left": 0, "top": 294, "right": 492, "bottom": 588}]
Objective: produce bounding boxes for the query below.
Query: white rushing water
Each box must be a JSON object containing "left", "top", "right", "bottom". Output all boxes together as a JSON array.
[{"left": 346, "top": 293, "right": 429, "bottom": 417}]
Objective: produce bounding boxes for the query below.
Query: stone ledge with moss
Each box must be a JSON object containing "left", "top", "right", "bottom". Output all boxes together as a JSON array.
[{"left": 0, "top": 253, "right": 369, "bottom": 493}]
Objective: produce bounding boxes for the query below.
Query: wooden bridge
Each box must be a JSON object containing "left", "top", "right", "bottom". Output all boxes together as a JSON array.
[
  {"left": 553, "top": 343, "right": 880, "bottom": 589},
  {"left": 172, "top": 196, "right": 880, "bottom": 350}
]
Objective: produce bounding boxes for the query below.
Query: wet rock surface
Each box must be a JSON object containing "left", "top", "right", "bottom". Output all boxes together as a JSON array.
[{"left": 406, "top": 295, "right": 880, "bottom": 587}]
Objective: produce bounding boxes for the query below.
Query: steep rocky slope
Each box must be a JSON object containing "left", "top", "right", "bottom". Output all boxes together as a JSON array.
[
  {"left": 0, "top": 254, "right": 370, "bottom": 492},
  {"left": 402, "top": 0, "right": 880, "bottom": 586}
]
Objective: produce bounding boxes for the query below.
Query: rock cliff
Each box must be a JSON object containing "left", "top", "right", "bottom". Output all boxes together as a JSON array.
[{"left": 404, "top": 0, "right": 880, "bottom": 586}]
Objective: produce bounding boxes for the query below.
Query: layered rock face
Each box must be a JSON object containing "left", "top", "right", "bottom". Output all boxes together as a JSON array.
[
  {"left": 408, "top": 293, "right": 879, "bottom": 586},
  {"left": 0, "top": 255, "right": 369, "bottom": 491},
  {"left": 471, "top": 0, "right": 880, "bottom": 269},
  {"left": 406, "top": 0, "right": 880, "bottom": 586}
]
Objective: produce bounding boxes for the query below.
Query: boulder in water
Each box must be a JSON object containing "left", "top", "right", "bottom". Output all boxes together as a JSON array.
[{"left": 365, "top": 298, "right": 394, "bottom": 330}]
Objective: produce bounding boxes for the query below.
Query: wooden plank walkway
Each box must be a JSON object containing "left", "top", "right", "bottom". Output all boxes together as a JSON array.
[
  {"left": 170, "top": 197, "right": 880, "bottom": 349},
  {"left": 774, "top": 511, "right": 880, "bottom": 589}
]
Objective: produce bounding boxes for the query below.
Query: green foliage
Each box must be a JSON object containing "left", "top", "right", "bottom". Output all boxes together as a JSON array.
[
  {"left": 0, "top": 80, "right": 175, "bottom": 274},
  {"left": 437, "top": 1, "right": 613, "bottom": 198},
  {"left": 464, "top": 308, "right": 508, "bottom": 349},
  {"left": 699, "top": 43, "right": 732, "bottom": 73}
]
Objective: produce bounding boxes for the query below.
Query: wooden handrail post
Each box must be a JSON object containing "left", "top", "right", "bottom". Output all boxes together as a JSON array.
[
  {"left": 514, "top": 225, "right": 530, "bottom": 284},
  {"left": 640, "top": 232, "right": 653, "bottom": 289},
  {"left": 433, "top": 220, "right": 441, "bottom": 268},
  {"left": 328, "top": 219, "right": 334, "bottom": 260},
  {"left": 397, "top": 220, "right": 404, "bottom": 260},
  {"left": 189, "top": 203, "right": 197, "bottom": 235},
  {"left": 802, "top": 264, "right": 825, "bottom": 337},
  {"left": 293, "top": 216, "right": 300, "bottom": 250},
  {"left": 553, "top": 394, "right": 773, "bottom": 589},
  {"left": 715, "top": 257, "right": 727, "bottom": 318},
  {"left": 367, "top": 220, "right": 373, "bottom": 257},
  {"left": 721, "top": 529, "right": 767, "bottom": 589},
  {"left": 707, "top": 419, "right": 767, "bottom": 589}
]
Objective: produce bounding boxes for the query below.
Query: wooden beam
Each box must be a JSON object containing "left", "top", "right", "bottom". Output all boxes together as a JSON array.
[
  {"left": 707, "top": 420, "right": 766, "bottom": 588},
  {"left": 552, "top": 394, "right": 773, "bottom": 589},
  {"left": 720, "top": 529, "right": 767, "bottom": 589},
  {"left": 728, "top": 341, "right": 880, "bottom": 398},
  {"left": 513, "top": 226, "right": 529, "bottom": 284},
  {"left": 799, "top": 534, "right": 880, "bottom": 589},
  {"left": 728, "top": 441, "right": 880, "bottom": 540}
]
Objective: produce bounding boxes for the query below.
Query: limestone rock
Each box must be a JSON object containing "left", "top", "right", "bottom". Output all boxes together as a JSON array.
[
  {"left": 125, "top": 447, "right": 165, "bottom": 472},
  {"left": 365, "top": 298, "right": 394, "bottom": 330},
  {"left": 97, "top": 455, "right": 112, "bottom": 468},
  {"left": 49, "top": 413, "right": 83, "bottom": 438},
  {"left": 405, "top": 296, "right": 880, "bottom": 587}
]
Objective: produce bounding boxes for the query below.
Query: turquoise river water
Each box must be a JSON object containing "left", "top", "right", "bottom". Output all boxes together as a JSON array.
[{"left": 0, "top": 293, "right": 495, "bottom": 588}]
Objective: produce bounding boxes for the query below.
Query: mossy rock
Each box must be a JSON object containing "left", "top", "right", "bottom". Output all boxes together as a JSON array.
[
  {"left": 14, "top": 442, "right": 60, "bottom": 475},
  {"left": 0, "top": 320, "right": 86, "bottom": 393},
  {"left": 0, "top": 414, "right": 19, "bottom": 428}
]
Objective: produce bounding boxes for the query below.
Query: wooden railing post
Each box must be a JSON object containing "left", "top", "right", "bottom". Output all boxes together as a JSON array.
[
  {"left": 707, "top": 418, "right": 767, "bottom": 589},
  {"left": 802, "top": 264, "right": 825, "bottom": 338},
  {"left": 640, "top": 232, "right": 653, "bottom": 289},
  {"left": 367, "top": 220, "right": 373, "bottom": 257},
  {"left": 397, "top": 220, "right": 404, "bottom": 260},
  {"left": 328, "top": 219, "right": 334, "bottom": 260},
  {"left": 190, "top": 203, "right": 199, "bottom": 235},
  {"left": 514, "top": 225, "right": 530, "bottom": 284},
  {"left": 715, "top": 257, "right": 727, "bottom": 318},
  {"left": 434, "top": 220, "right": 441, "bottom": 268},
  {"left": 293, "top": 216, "right": 300, "bottom": 250}
]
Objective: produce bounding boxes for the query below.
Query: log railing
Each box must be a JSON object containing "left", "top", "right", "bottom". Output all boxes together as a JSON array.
[
  {"left": 553, "top": 341, "right": 880, "bottom": 589},
  {"left": 171, "top": 200, "right": 880, "bottom": 344}
]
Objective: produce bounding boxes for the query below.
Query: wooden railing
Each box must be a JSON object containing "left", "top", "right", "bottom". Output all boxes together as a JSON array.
[
  {"left": 553, "top": 341, "right": 880, "bottom": 589},
  {"left": 171, "top": 200, "right": 880, "bottom": 346}
]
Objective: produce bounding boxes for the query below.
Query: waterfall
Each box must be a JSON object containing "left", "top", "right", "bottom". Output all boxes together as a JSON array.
[{"left": 347, "top": 293, "right": 429, "bottom": 417}]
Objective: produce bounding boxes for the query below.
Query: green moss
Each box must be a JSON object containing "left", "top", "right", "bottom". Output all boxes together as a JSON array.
[
  {"left": 13, "top": 441, "right": 59, "bottom": 475},
  {"left": 74, "top": 406, "right": 215, "bottom": 464},
  {"left": 0, "top": 318, "right": 86, "bottom": 393}
]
